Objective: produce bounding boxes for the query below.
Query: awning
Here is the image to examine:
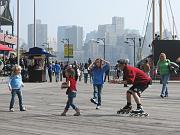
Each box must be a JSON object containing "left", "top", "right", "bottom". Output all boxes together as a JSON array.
[
  {"left": 23, "top": 47, "right": 56, "bottom": 57},
  {"left": 0, "top": 44, "right": 14, "bottom": 51}
]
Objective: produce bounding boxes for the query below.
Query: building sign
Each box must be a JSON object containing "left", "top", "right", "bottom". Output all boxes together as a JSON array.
[{"left": 64, "top": 44, "right": 73, "bottom": 58}]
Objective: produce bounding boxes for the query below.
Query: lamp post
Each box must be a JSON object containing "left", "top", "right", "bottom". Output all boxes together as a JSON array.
[
  {"left": 33, "top": 0, "right": 36, "bottom": 47},
  {"left": 125, "top": 37, "right": 136, "bottom": 66},
  {"left": 61, "top": 38, "right": 70, "bottom": 63},
  {"left": 17, "top": 0, "right": 20, "bottom": 65},
  {"left": 97, "top": 38, "right": 105, "bottom": 60}
]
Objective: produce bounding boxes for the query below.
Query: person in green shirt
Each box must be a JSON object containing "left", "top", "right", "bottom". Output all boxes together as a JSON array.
[{"left": 157, "top": 53, "right": 170, "bottom": 98}]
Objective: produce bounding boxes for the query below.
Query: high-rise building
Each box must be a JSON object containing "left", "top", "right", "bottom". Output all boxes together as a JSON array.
[
  {"left": 85, "top": 30, "right": 98, "bottom": 43},
  {"left": 83, "top": 16, "right": 126, "bottom": 63},
  {"left": 57, "top": 25, "right": 83, "bottom": 60},
  {"left": 112, "top": 17, "right": 124, "bottom": 34},
  {"left": 28, "top": 19, "right": 47, "bottom": 49}
]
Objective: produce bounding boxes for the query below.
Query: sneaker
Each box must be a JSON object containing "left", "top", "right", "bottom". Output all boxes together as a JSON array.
[
  {"left": 160, "top": 95, "right": 164, "bottom": 98},
  {"left": 96, "top": 105, "right": 100, "bottom": 109},
  {"left": 60, "top": 113, "right": 66, "bottom": 116},
  {"left": 73, "top": 112, "right": 80, "bottom": 116},
  {"left": 9, "top": 108, "right": 14, "bottom": 112},
  {"left": 20, "top": 107, "right": 26, "bottom": 111},
  {"left": 90, "top": 98, "right": 97, "bottom": 105}
]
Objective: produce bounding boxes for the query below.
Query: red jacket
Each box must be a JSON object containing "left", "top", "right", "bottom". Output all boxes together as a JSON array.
[{"left": 123, "top": 65, "right": 151, "bottom": 86}]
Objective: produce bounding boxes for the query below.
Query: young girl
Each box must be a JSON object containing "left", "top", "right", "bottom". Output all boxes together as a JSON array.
[
  {"left": 61, "top": 67, "right": 80, "bottom": 116},
  {"left": 8, "top": 65, "right": 26, "bottom": 112},
  {"left": 88, "top": 58, "right": 110, "bottom": 109}
]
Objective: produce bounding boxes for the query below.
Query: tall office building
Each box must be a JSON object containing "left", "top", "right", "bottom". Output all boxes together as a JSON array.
[
  {"left": 112, "top": 16, "right": 124, "bottom": 34},
  {"left": 57, "top": 25, "right": 83, "bottom": 59},
  {"left": 28, "top": 20, "right": 47, "bottom": 49}
]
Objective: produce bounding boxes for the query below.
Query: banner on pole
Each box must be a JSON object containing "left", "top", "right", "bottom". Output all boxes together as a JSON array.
[{"left": 64, "top": 44, "right": 73, "bottom": 58}]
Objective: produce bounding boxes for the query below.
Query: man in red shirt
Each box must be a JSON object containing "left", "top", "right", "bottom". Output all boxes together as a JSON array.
[{"left": 110, "top": 59, "right": 152, "bottom": 114}]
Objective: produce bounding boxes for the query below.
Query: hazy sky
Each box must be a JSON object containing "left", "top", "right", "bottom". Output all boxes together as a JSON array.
[{"left": 9, "top": 0, "right": 180, "bottom": 42}]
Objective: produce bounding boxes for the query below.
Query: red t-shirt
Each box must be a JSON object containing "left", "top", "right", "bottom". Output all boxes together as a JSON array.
[
  {"left": 68, "top": 77, "right": 77, "bottom": 91},
  {"left": 123, "top": 65, "right": 152, "bottom": 86}
]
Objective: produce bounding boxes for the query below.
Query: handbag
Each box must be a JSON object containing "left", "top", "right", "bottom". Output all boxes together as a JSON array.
[{"left": 168, "top": 62, "right": 179, "bottom": 75}]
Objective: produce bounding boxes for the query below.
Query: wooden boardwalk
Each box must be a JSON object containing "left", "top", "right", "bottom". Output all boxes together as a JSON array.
[{"left": 0, "top": 79, "right": 180, "bottom": 135}]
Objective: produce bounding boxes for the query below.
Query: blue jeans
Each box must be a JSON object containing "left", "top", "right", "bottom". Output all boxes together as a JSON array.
[
  {"left": 93, "top": 84, "right": 103, "bottom": 106},
  {"left": 10, "top": 89, "right": 24, "bottom": 110},
  {"left": 55, "top": 72, "right": 60, "bottom": 82},
  {"left": 84, "top": 73, "right": 88, "bottom": 83},
  {"left": 65, "top": 91, "right": 78, "bottom": 110},
  {"left": 160, "top": 74, "right": 170, "bottom": 96}
]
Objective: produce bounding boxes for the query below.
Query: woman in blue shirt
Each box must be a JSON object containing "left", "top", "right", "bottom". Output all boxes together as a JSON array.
[{"left": 88, "top": 58, "right": 110, "bottom": 109}]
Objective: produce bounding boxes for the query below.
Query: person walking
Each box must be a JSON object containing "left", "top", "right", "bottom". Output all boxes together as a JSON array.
[
  {"left": 54, "top": 61, "right": 61, "bottom": 82},
  {"left": 47, "top": 62, "right": 53, "bottom": 82},
  {"left": 83, "top": 63, "right": 89, "bottom": 83},
  {"left": 156, "top": 53, "right": 171, "bottom": 98},
  {"left": 60, "top": 67, "right": 80, "bottom": 116},
  {"left": 104, "top": 69, "right": 110, "bottom": 82},
  {"left": 8, "top": 65, "right": 26, "bottom": 112},
  {"left": 88, "top": 58, "right": 110, "bottom": 109}
]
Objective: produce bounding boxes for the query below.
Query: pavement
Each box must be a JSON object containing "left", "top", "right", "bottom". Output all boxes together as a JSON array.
[{"left": 0, "top": 77, "right": 180, "bottom": 135}]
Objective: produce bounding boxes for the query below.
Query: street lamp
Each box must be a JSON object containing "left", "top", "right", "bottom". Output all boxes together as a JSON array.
[
  {"left": 97, "top": 38, "right": 105, "bottom": 60},
  {"left": 17, "top": 0, "right": 20, "bottom": 65},
  {"left": 125, "top": 37, "right": 136, "bottom": 66},
  {"left": 33, "top": 0, "right": 36, "bottom": 47},
  {"left": 61, "top": 38, "right": 70, "bottom": 63}
]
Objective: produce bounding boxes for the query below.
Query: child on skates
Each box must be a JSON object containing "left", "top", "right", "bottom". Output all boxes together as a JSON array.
[
  {"left": 88, "top": 58, "right": 110, "bottom": 109},
  {"left": 109, "top": 59, "right": 151, "bottom": 114},
  {"left": 8, "top": 65, "right": 26, "bottom": 112},
  {"left": 61, "top": 67, "right": 80, "bottom": 116}
]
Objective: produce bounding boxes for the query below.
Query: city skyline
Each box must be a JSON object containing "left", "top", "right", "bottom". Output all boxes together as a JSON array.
[{"left": 8, "top": 0, "right": 180, "bottom": 42}]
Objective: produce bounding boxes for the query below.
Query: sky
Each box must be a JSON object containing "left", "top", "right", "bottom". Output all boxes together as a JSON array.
[{"left": 9, "top": 0, "right": 180, "bottom": 43}]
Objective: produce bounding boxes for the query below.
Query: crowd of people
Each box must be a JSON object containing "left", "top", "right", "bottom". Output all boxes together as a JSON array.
[{"left": 4, "top": 53, "right": 180, "bottom": 116}]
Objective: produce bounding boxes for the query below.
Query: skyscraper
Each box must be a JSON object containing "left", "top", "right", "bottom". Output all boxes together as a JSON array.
[
  {"left": 112, "top": 16, "right": 124, "bottom": 34},
  {"left": 28, "top": 19, "right": 47, "bottom": 49},
  {"left": 57, "top": 25, "right": 83, "bottom": 60}
]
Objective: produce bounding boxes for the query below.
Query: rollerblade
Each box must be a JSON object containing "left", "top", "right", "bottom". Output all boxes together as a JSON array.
[
  {"left": 90, "top": 98, "right": 97, "bottom": 105},
  {"left": 117, "top": 105, "right": 132, "bottom": 114},
  {"left": 130, "top": 107, "right": 149, "bottom": 117}
]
